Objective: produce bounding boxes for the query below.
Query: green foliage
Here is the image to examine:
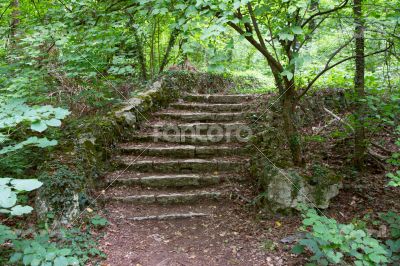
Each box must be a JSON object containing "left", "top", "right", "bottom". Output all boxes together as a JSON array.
[
  {"left": 38, "top": 166, "right": 84, "bottom": 218},
  {"left": 380, "top": 212, "right": 400, "bottom": 239},
  {"left": 387, "top": 126, "right": 400, "bottom": 187},
  {"left": 293, "top": 208, "right": 390, "bottom": 265},
  {"left": 0, "top": 98, "right": 69, "bottom": 155},
  {"left": 90, "top": 215, "right": 108, "bottom": 228},
  {"left": 0, "top": 224, "right": 16, "bottom": 245},
  {"left": 10, "top": 233, "right": 79, "bottom": 266},
  {"left": 58, "top": 227, "right": 106, "bottom": 265},
  {"left": 0, "top": 177, "right": 42, "bottom": 216}
]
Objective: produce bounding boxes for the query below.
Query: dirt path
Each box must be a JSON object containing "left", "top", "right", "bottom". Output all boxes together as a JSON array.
[{"left": 99, "top": 199, "right": 300, "bottom": 266}]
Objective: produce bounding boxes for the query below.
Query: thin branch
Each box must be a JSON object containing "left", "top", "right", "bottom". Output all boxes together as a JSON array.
[
  {"left": 247, "top": 3, "right": 266, "bottom": 50},
  {"left": 298, "top": 45, "right": 392, "bottom": 99},
  {"left": 301, "top": 0, "right": 349, "bottom": 27},
  {"left": 324, "top": 37, "right": 354, "bottom": 68},
  {"left": 297, "top": 15, "right": 328, "bottom": 51},
  {"left": 227, "top": 21, "right": 283, "bottom": 72},
  {"left": 57, "top": 0, "right": 72, "bottom": 12},
  {"left": 0, "top": 1, "right": 13, "bottom": 21}
]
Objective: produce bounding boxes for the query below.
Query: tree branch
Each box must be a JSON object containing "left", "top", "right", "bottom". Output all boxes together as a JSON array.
[
  {"left": 0, "top": 1, "right": 12, "bottom": 21},
  {"left": 247, "top": 3, "right": 266, "bottom": 50},
  {"left": 298, "top": 45, "right": 392, "bottom": 100},
  {"left": 227, "top": 21, "right": 283, "bottom": 72},
  {"left": 301, "top": 0, "right": 349, "bottom": 27}
]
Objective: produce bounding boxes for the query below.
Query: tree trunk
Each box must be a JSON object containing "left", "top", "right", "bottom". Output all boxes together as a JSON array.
[
  {"left": 281, "top": 81, "right": 303, "bottom": 166},
  {"left": 150, "top": 21, "right": 156, "bottom": 79},
  {"left": 10, "top": 0, "right": 20, "bottom": 48},
  {"left": 159, "top": 28, "right": 180, "bottom": 73},
  {"left": 353, "top": 0, "right": 366, "bottom": 169},
  {"left": 132, "top": 27, "right": 147, "bottom": 81},
  {"left": 269, "top": 61, "right": 304, "bottom": 166}
]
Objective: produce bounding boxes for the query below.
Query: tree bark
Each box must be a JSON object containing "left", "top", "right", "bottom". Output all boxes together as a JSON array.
[
  {"left": 269, "top": 61, "right": 304, "bottom": 166},
  {"left": 159, "top": 28, "right": 180, "bottom": 73},
  {"left": 132, "top": 26, "right": 147, "bottom": 81},
  {"left": 281, "top": 80, "right": 303, "bottom": 166},
  {"left": 353, "top": 0, "right": 366, "bottom": 169},
  {"left": 9, "top": 0, "right": 20, "bottom": 48}
]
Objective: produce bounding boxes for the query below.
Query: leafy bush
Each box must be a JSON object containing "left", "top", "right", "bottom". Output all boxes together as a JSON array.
[
  {"left": 293, "top": 208, "right": 389, "bottom": 265},
  {"left": 380, "top": 212, "right": 400, "bottom": 262},
  {"left": 10, "top": 233, "right": 79, "bottom": 266},
  {"left": 59, "top": 227, "right": 106, "bottom": 264},
  {"left": 0, "top": 98, "right": 70, "bottom": 155}
]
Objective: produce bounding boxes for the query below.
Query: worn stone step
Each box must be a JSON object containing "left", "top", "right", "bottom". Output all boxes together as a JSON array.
[
  {"left": 129, "top": 133, "right": 249, "bottom": 145},
  {"left": 105, "top": 190, "right": 223, "bottom": 204},
  {"left": 183, "top": 94, "right": 254, "bottom": 104},
  {"left": 105, "top": 201, "right": 229, "bottom": 221},
  {"left": 155, "top": 111, "right": 246, "bottom": 122},
  {"left": 150, "top": 122, "right": 249, "bottom": 135},
  {"left": 170, "top": 102, "right": 248, "bottom": 112},
  {"left": 113, "top": 156, "right": 248, "bottom": 173},
  {"left": 105, "top": 171, "right": 245, "bottom": 187},
  {"left": 118, "top": 143, "right": 247, "bottom": 158},
  {"left": 126, "top": 212, "right": 209, "bottom": 221}
]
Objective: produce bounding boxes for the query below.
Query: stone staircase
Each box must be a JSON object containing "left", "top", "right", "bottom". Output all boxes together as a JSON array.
[{"left": 103, "top": 93, "right": 255, "bottom": 221}]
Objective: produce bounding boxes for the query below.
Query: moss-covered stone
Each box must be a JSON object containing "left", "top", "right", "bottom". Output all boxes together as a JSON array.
[{"left": 257, "top": 161, "right": 342, "bottom": 212}]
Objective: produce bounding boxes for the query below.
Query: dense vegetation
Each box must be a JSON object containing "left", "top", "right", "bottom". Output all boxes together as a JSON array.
[{"left": 0, "top": 0, "right": 399, "bottom": 265}]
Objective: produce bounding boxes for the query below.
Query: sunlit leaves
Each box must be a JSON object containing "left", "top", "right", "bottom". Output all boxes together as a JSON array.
[
  {"left": 281, "top": 69, "right": 294, "bottom": 80},
  {"left": 0, "top": 178, "right": 42, "bottom": 216},
  {"left": 278, "top": 32, "right": 295, "bottom": 41},
  {"left": 0, "top": 99, "right": 68, "bottom": 154}
]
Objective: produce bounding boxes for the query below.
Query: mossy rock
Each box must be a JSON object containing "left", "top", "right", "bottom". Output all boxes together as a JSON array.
[{"left": 258, "top": 161, "right": 342, "bottom": 212}]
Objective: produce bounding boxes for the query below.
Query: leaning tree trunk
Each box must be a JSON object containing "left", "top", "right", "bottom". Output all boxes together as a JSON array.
[
  {"left": 353, "top": 0, "right": 366, "bottom": 169},
  {"left": 159, "top": 28, "right": 180, "bottom": 73}
]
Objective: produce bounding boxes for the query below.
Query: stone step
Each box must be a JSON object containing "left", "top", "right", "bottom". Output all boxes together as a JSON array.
[
  {"left": 105, "top": 190, "right": 223, "bottom": 204},
  {"left": 155, "top": 111, "right": 246, "bottom": 122},
  {"left": 129, "top": 134, "right": 249, "bottom": 145},
  {"left": 113, "top": 156, "right": 248, "bottom": 173},
  {"left": 105, "top": 171, "right": 245, "bottom": 188},
  {"left": 118, "top": 143, "right": 247, "bottom": 158},
  {"left": 170, "top": 102, "right": 248, "bottom": 112},
  {"left": 150, "top": 122, "right": 249, "bottom": 135},
  {"left": 126, "top": 212, "right": 209, "bottom": 221},
  {"left": 183, "top": 94, "right": 254, "bottom": 104},
  {"left": 105, "top": 201, "right": 226, "bottom": 221}
]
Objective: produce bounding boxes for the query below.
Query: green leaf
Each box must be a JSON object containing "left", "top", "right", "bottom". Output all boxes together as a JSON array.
[
  {"left": 54, "top": 256, "right": 69, "bottom": 266},
  {"left": 291, "top": 26, "right": 303, "bottom": 35},
  {"left": 0, "top": 178, "right": 11, "bottom": 186},
  {"left": 292, "top": 244, "right": 305, "bottom": 254},
  {"left": 278, "top": 32, "right": 294, "bottom": 41},
  {"left": 0, "top": 187, "right": 17, "bottom": 208},
  {"left": 9, "top": 252, "right": 23, "bottom": 263},
  {"left": 45, "top": 118, "right": 62, "bottom": 127},
  {"left": 281, "top": 70, "right": 294, "bottom": 81},
  {"left": 54, "top": 108, "right": 70, "bottom": 119},
  {"left": 35, "top": 138, "right": 58, "bottom": 148},
  {"left": 11, "top": 179, "right": 43, "bottom": 191},
  {"left": 31, "top": 120, "right": 48, "bottom": 132},
  {"left": 10, "top": 205, "right": 33, "bottom": 216},
  {"left": 57, "top": 249, "right": 71, "bottom": 256}
]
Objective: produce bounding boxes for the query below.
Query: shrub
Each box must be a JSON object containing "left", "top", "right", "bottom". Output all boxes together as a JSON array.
[{"left": 293, "top": 208, "right": 389, "bottom": 265}]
